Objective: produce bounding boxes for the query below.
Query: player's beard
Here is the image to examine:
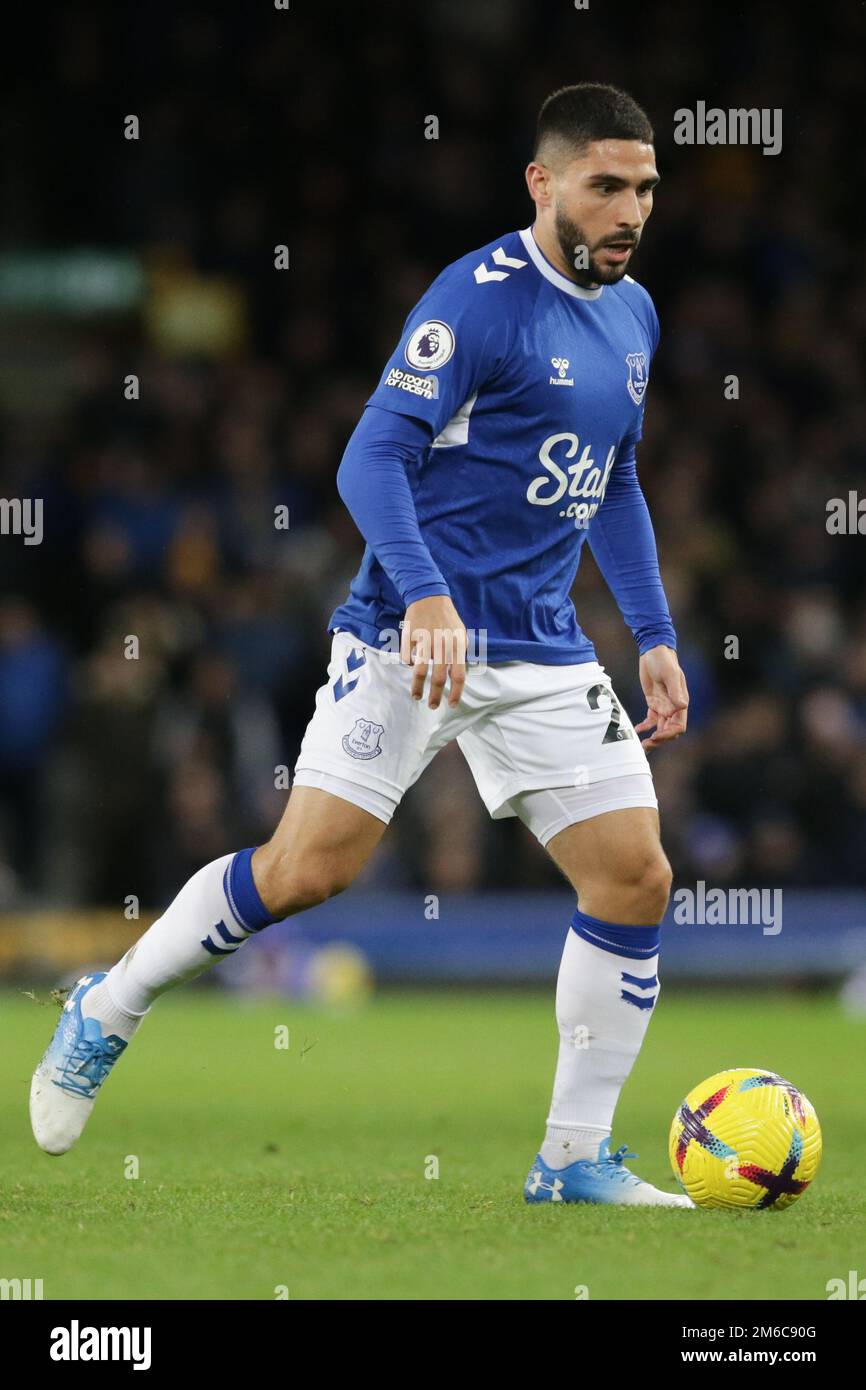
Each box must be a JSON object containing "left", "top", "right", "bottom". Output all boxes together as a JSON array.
[{"left": 554, "top": 205, "right": 637, "bottom": 288}]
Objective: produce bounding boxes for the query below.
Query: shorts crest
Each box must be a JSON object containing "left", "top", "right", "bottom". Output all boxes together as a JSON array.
[{"left": 341, "top": 717, "right": 385, "bottom": 760}]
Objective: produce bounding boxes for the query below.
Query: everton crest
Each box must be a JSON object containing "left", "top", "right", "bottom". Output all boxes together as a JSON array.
[
  {"left": 341, "top": 717, "right": 385, "bottom": 760},
  {"left": 625, "top": 352, "right": 649, "bottom": 406}
]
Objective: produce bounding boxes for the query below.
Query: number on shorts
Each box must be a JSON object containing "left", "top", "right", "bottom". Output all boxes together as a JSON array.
[{"left": 586, "top": 683, "right": 633, "bottom": 744}]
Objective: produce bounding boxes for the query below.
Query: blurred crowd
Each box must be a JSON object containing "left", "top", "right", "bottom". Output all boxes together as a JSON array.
[{"left": 1, "top": 1, "right": 864, "bottom": 907}]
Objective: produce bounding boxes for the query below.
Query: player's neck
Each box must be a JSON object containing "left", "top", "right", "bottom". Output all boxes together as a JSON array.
[{"left": 530, "top": 220, "right": 601, "bottom": 292}]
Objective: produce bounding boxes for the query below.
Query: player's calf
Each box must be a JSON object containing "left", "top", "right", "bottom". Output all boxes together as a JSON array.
[
  {"left": 252, "top": 844, "right": 358, "bottom": 917},
  {"left": 527, "top": 807, "right": 684, "bottom": 1201},
  {"left": 252, "top": 785, "right": 387, "bottom": 917},
  {"left": 30, "top": 788, "right": 386, "bottom": 1154}
]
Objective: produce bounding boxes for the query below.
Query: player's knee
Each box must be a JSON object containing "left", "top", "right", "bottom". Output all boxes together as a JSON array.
[
  {"left": 607, "top": 846, "right": 672, "bottom": 921},
  {"left": 630, "top": 850, "right": 673, "bottom": 921},
  {"left": 254, "top": 847, "right": 353, "bottom": 917}
]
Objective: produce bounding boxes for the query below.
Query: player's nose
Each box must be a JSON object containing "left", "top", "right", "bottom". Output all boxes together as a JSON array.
[{"left": 615, "top": 189, "right": 645, "bottom": 228}]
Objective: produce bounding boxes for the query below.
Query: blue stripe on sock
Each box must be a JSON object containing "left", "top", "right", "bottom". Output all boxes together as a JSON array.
[
  {"left": 571, "top": 908, "right": 660, "bottom": 960},
  {"left": 620, "top": 971, "right": 658, "bottom": 990},
  {"left": 621, "top": 988, "right": 657, "bottom": 1010},
  {"left": 225, "top": 849, "right": 275, "bottom": 934},
  {"left": 214, "top": 918, "right": 246, "bottom": 946},
  {"left": 201, "top": 935, "right": 237, "bottom": 957}
]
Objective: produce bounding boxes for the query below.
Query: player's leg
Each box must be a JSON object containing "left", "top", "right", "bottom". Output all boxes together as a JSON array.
[
  {"left": 458, "top": 659, "right": 691, "bottom": 1205},
  {"left": 546, "top": 801, "right": 671, "bottom": 923},
  {"left": 30, "top": 787, "right": 387, "bottom": 1154},
  {"left": 30, "top": 627, "right": 413, "bottom": 1155},
  {"left": 539, "top": 801, "right": 670, "bottom": 1155},
  {"left": 31, "top": 625, "right": 476, "bottom": 1155},
  {"left": 103, "top": 783, "right": 388, "bottom": 1018},
  {"left": 517, "top": 792, "right": 690, "bottom": 1206}
]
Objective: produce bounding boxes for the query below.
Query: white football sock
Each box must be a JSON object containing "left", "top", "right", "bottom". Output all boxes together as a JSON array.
[
  {"left": 540, "top": 921, "right": 660, "bottom": 1168},
  {"left": 104, "top": 851, "right": 271, "bottom": 1015},
  {"left": 82, "top": 977, "right": 145, "bottom": 1043}
]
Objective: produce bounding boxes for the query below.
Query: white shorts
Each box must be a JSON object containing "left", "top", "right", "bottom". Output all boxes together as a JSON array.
[{"left": 293, "top": 631, "right": 657, "bottom": 845}]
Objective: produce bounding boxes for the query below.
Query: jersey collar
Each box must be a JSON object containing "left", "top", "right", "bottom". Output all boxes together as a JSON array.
[{"left": 519, "top": 226, "right": 604, "bottom": 300}]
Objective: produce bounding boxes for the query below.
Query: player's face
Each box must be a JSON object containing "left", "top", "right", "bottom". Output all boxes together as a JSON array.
[{"left": 551, "top": 140, "right": 658, "bottom": 287}]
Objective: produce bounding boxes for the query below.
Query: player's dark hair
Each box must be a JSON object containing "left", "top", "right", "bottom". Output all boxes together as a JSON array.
[{"left": 534, "top": 83, "right": 654, "bottom": 162}]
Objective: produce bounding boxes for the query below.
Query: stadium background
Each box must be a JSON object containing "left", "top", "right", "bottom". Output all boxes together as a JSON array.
[
  {"left": 1, "top": 0, "right": 864, "bottom": 991},
  {"left": 1, "top": 0, "right": 866, "bottom": 1308}
]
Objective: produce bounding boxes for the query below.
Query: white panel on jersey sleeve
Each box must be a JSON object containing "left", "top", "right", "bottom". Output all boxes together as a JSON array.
[{"left": 431, "top": 392, "right": 478, "bottom": 448}]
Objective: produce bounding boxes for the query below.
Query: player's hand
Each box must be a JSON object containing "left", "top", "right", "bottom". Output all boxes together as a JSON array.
[
  {"left": 401, "top": 596, "right": 468, "bottom": 709},
  {"left": 634, "top": 645, "right": 689, "bottom": 751}
]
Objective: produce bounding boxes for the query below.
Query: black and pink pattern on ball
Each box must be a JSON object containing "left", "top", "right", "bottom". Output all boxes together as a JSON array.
[
  {"left": 675, "top": 1085, "right": 736, "bottom": 1172},
  {"left": 736, "top": 1129, "right": 809, "bottom": 1209}
]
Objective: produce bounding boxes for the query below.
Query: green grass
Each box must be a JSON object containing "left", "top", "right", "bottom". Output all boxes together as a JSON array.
[{"left": 0, "top": 987, "right": 861, "bottom": 1300}]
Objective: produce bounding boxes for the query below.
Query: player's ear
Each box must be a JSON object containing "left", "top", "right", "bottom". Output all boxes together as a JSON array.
[{"left": 526, "top": 161, "right": 553, "bottom": 206}]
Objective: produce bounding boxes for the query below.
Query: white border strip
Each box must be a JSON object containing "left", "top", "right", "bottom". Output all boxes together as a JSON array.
[{"left": 519, "top": 226, "right": 603, "bottom": 300}]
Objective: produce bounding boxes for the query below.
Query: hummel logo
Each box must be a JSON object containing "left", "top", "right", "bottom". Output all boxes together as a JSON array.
[
  {"left": 334, "top": 647, "right": 366, "bottom": 702},
  {"left": 550, "top": 356, "right": 574, "bottom": 387},
  {"left": 473, "top": 247, "right": 527, "bottom": 284},
  {"left": 526, "top": 1170, "right": 565, "bottom": 1200}
]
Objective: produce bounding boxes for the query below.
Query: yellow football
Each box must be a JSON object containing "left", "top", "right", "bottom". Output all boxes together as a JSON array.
[{"left": 669, "top": 1067, "right": 822, "bottom": 1211}]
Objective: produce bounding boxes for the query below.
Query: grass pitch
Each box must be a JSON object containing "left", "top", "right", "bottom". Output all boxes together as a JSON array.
[{"left": 0, "top": 987, "right": 861, "bottom": 1300}]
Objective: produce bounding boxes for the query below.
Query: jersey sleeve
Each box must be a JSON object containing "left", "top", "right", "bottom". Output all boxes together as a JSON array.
[
  {"left": 588, "top": 436, "right": 677, "bottom": 655},
  {"left": 335, "top": 405, "right": 451, "bottom": 607},
  {"left": 366, "top": 266, "right": 512, "bottom": 437}
]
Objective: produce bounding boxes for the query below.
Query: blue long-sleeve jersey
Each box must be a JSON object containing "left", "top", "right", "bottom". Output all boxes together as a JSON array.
[{"left": 329, "top": 225, "right": 676, "bottom": 665}]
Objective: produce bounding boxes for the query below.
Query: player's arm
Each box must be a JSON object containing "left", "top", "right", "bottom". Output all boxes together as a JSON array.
[
  {"left": 587, "top": 439, "right": 688, "bottom": 750},
  {"left": 338, "top": 268, "right": 511, "bottom": 709},
  {"left": 335, "top": 405, "right": 467, "bottom": 709}
]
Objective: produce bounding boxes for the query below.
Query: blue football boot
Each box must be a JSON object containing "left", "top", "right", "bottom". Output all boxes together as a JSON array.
[
  {"left": 524, "top": 1138, "right": 694, "bottom": 1207},
  {"left": 30, "top": 973, "right": 130, "bottom": 1154}
]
